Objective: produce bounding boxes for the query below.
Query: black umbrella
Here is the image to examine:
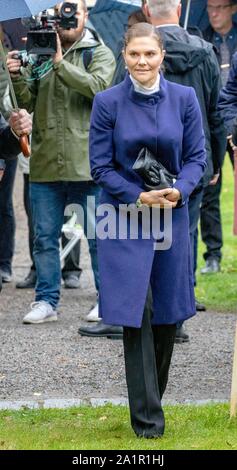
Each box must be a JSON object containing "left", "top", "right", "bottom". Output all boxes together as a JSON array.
[{"left": 0, "top": 0, "right": 56, "bottom": 22}]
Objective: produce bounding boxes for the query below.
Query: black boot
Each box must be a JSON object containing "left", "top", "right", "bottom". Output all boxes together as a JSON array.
[
  {"left": 195, "top": 299, "right": 206, "bottom": 311},
  {"left": 175, "top": 325, "right": 189, "bottom": 344}
]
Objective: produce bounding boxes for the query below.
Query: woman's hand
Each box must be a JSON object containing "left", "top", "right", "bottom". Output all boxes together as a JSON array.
[
  {"left": 164, "top": 188, "right": 181, "bottom": 206},
  {"left": 140, "top": 188, "right": 179, "bottom": 208},
  {"left": 228, "top": 135, "right": 237, "bottom": 163}
]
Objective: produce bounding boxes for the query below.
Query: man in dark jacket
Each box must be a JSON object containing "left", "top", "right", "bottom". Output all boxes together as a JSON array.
[
  {"left": 200, "top": 0, "right": 237, "bottom": 275},
  {"left": 142, "top": 0, "right": 227, "bottom": 342},
  {"left": 219, "top": 51, "right": 237, "bottom": 130},
  {"left": 0, "top": 108, "right": 32, "bottom": 291}
]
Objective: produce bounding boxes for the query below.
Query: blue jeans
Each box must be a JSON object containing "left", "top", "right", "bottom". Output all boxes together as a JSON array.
[
  {"left": 0, "top": 158, "right": 17, "bottom": 275},
  {"left": 30, "top": 181, "right": 100, "bottom": 308},
  {"left": 24, "top": 174, "right": 82, "bottom": 278}
]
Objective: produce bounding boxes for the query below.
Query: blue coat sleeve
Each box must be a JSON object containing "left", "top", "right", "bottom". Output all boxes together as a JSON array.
[
  {"left": 173, "top": 88, "right": 206, "bottom": 202},
  {"left": 218, "top": 53, "right": 237, "bottom": 135},
  {"left": 89, "top": 93, "right": 144, "bottom": 204}
]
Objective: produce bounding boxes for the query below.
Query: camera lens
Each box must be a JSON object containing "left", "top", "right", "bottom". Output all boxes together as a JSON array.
[{"left": 61, "top": 2, "right": 77, "bottom": 19}]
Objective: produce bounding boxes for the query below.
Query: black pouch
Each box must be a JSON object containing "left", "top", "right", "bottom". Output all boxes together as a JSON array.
[{"left": 132, "top": 147, "right": 176, "bottom": 190}]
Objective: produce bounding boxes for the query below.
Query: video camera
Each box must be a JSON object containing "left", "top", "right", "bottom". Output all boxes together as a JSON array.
[{"left": 25, "top": 2, "right": 78, "bottom": 56}]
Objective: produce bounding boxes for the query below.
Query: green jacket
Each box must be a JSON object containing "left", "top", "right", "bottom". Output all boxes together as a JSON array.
[{"left": 12, "top": 29, "right": 115, "bottom": 182}]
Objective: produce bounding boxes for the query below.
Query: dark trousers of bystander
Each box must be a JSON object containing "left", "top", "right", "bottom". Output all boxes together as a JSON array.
[
  {"left": 0, "top": 158, "right": 17, "bottom": 276},
  {"left": 200, "top": 144, "right": 234, "bottom": 264}
]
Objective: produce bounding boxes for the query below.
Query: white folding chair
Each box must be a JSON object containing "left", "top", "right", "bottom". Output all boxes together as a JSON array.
[{"left": 60, "top": 212, "right": 84, "bottom": 267}]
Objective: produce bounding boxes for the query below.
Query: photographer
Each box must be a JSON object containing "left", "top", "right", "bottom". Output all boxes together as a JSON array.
[{"left": 6, "top": 0, "right": 115, "bottom": 324}]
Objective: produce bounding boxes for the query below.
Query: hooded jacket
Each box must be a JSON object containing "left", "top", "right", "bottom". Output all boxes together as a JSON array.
[
  {"left": 11, "top": 28, "right": 115, "bottom": 182},
  {"left": 158, "top": 25, "right": 226, "bottom": 185}
]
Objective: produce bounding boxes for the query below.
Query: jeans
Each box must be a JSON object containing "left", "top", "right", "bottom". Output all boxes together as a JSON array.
[
  {"left": 23, "top": 174, "right": 35, "bottom": 271},
  {"left": 24, "top": 174, "right": 82, "bottom": 278},
  {"left": 30, "top": 181, "right": 100, "bottom": 308},
  {"left": 0, "top": 158, "right": 17, "bottom": 275}
]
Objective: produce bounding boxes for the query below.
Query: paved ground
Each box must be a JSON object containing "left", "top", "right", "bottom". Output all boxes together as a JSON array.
[{"left": 0, "top": 169, "right": 236, "bottom": 407}]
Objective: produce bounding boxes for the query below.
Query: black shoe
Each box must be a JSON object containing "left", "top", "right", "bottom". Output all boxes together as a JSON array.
[
  {"left": 0, "top": 269, "right": 12, "bottom": 283},
  {"left": 200, "top": 258, "right": 220, "bottom": 274},
  {"left": 195, "top": 299, "right": 206, "bottom": 311},
  {"left": 64, "top": 274, "right": 80, "bottom": 289},
  {"left": 175, "top": 326, "right": 189, "bottom": 344},
  {"left": 136, "top": 431, "right": 162, "bottom": 439},
  {"left": 78, "top": 321, "right": 123, "bottom": 339},
  {"left": 16, "top": 270, "right": 37, "bottom": 289}
]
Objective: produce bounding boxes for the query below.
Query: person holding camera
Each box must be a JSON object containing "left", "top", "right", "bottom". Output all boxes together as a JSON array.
[{"left": 6, "top": 0, "right": 115, "bottom": 324}]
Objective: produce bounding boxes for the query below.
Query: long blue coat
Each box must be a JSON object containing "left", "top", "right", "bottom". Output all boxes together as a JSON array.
[{"left": 89, "top": 74, "right": 206, "bottom": 327}]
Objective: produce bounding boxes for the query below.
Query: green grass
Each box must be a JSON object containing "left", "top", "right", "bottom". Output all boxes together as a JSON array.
[
  {"left": 196, "top": 157, "right": 237, "bottom": 312},
  {"left": 0, "top": 404, "right": 237, "bottom": 450}
]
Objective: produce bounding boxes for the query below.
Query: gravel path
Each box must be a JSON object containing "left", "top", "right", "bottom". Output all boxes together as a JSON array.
[{"left": 0, "top": 170, "right": 236, "bottom": 406}]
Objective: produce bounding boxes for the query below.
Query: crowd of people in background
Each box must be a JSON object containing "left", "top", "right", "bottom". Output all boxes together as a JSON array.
[{"left": 0, "top": 0, "right": 237, "bottom": 439}]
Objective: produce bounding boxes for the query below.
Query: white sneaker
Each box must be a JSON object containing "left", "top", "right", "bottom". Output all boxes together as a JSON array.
[
  {"left": 23, "top": 301, "right": 58, "bottom": 324},
  {"left": 85, "top": 303, "right": 99, "bottom": 322}
]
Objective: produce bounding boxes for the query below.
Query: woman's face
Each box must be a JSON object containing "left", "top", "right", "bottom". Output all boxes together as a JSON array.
[{"left": 123, "top": 36, "right": 164, "bottom": 88}]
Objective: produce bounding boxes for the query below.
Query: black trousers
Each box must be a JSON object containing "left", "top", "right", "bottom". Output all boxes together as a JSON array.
[
  {"left": 123, "top": 289, "right": 176, "bottom": 438},
  {"left": 200, "top": 171, "right": 223, "bottom": 262},
  {"left": 200, "top": 143, "right": 234, "bottom": 263},
  {"left": 0, "top": 158, "right": 17, "bottom": 275}
]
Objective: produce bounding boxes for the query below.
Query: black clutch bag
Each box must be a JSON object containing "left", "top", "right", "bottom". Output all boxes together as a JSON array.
[{"left": 132, "top": 147, "right": 176, "bottom": 190}]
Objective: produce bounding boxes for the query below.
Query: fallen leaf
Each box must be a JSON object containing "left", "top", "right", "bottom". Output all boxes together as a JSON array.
[{"left": 99, "top": 416, "right": 108, "bottom": 421}]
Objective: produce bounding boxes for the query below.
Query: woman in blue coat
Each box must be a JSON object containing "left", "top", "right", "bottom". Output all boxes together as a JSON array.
[{"left": 89, "top": 23, "right": 206, "bottom": 439}]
